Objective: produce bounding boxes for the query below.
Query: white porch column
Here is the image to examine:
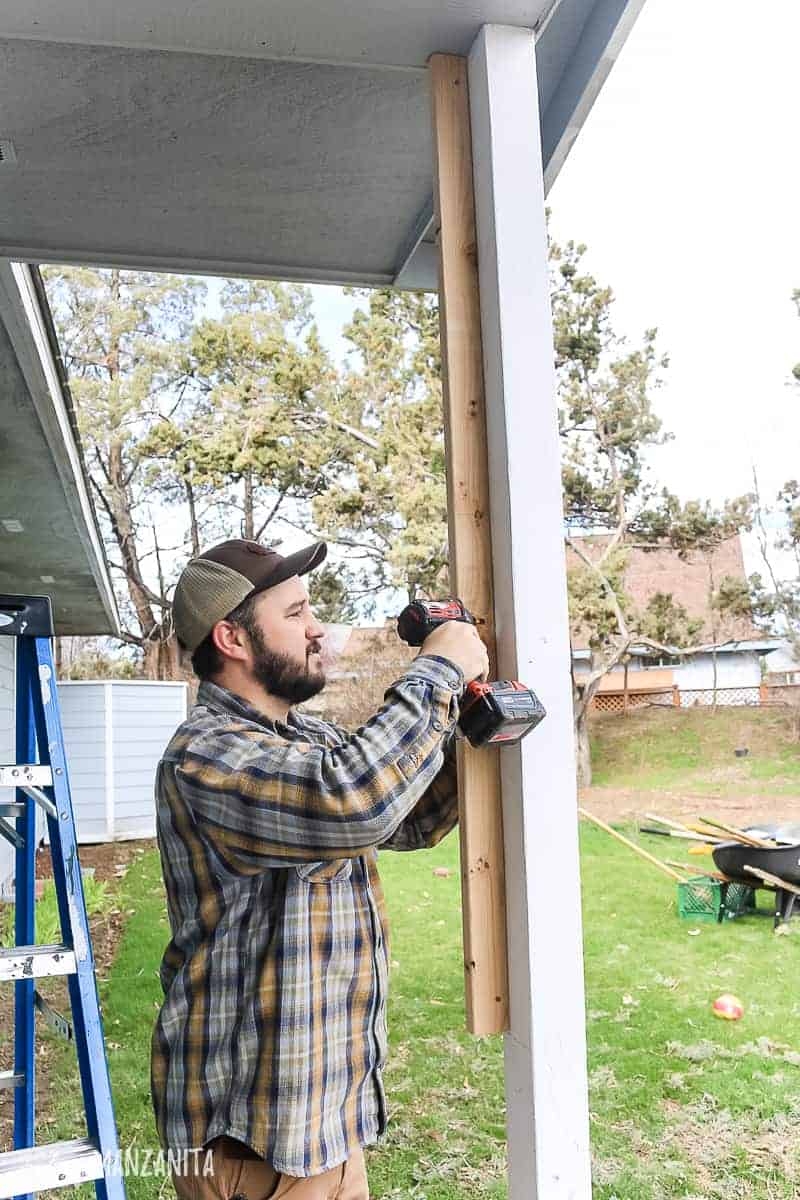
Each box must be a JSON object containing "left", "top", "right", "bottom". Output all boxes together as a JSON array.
[{"left": 467, "top": 25, "right": 592, "bottom": 1200}]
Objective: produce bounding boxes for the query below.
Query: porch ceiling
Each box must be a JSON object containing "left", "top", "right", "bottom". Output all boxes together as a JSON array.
[{"left": 0, "top": 0, "right": 645, "bottom": 288}]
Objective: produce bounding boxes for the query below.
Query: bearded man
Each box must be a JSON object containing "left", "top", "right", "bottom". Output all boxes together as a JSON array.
[{"left": 151, "top": 538, "right": 488, "bottom": 1200}]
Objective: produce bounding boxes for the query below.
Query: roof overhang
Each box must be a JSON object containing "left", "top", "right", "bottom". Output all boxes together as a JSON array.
[
  {"left": 573, "top": 639, "right": 783, "bottom": 661},
  {"left": 0, "top": 261, "right": 119, "bottom": 635},
  {"left": 683, "top": 640, "right": 783, "bottom": 657},
  {"left": 0, "top": 0, "right": 645, "bottom": 289}
]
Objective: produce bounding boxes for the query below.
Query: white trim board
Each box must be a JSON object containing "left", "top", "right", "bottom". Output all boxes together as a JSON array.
[{"left": 468, "top": 24, "right": 591, "bottom": 1199}]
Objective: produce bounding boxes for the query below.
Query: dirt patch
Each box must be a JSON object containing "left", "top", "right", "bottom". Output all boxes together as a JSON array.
[
  {"left": 579, "top": 785, "right": 800, "bottom": 828},
  {"left": 657, "top": 1095, "right": 800, "bottom": 1196},
  {"left": 36, "top": 838, "right": 155, "bottom": 885},
  {"left": 0, "top": 839, "right": 154, "bottom": 1151},
  {"left": 598, "top": 1101, "right": 800, "bottom": 1199},
  {"left": 666, "top": 1038, "right": 800, "bottom": 1068}
]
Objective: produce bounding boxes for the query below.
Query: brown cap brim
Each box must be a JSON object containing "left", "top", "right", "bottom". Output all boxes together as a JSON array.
[{"left": 248, "top": 540, "right": 328, "bottom": 596}]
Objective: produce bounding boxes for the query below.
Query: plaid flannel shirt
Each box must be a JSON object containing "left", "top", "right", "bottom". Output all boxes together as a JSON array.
[{"left": 150, "top": 653, "right": 464, "bottom": 1177}]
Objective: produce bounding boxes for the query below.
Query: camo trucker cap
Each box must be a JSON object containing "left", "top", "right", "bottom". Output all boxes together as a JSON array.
[{"left": 172, "top": 538, "right": 327, "bottom": 652}]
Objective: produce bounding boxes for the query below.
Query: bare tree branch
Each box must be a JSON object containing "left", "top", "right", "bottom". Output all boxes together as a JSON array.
[
  {"left": 566, "top": 534, "right": 629, "bottom": 641},
  {"left": 254, "top": 488, "right": 290, "bottom": 542},
  {"left": 752, "top": 465, "right": 784, "bottom": 596},
  {"left": 288, "top": 407, "right": 380, "bottom": 450},
  {"left": 115, "top": 628, "right": 144, "bottom": 648}
]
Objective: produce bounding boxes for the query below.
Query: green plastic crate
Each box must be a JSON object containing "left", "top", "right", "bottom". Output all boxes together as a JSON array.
[
  {"left": 677, "top": 876, "right": 757, "bottom": 923},
  {"left": 721, "top": 882, "right": 757, "bottom": 920},
  {"left": 677, "top": 876, "right": 722, "bottom": 922}
]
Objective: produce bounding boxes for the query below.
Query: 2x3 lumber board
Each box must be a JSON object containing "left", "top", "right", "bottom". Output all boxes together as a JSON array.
[{"left": 430, "top": 51, "right": 508, "bottom": 1037}]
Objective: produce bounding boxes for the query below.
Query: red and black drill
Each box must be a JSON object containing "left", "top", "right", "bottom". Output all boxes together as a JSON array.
[{"left": 397, "top": 598, "right": 546, "bottom": 748}]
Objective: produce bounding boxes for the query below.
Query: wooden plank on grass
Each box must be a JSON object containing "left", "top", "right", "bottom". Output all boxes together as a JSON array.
[{"left": 579, "top": 808, "right": 685, "bottom": 880}]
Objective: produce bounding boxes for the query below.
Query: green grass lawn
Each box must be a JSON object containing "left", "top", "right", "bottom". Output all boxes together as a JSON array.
[
  {"left": 589, "top": 706, "right": 800, "bottom": 797},
  {"left": 39, "top": 824, "right": 800, "bottom": 1199}
]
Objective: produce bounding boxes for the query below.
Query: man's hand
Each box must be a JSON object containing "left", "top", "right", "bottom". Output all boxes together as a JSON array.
[{"left": 420, "top": 620, "right": 490, "bottom": 683}]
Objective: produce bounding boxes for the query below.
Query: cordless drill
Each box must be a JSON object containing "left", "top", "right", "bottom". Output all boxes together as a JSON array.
[{"left": 396, "top": 598, "right": 546, "bottom": 748}]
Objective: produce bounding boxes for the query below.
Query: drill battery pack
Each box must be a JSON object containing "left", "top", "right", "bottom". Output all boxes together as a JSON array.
[{"left": 459, "top": 680, "right": 546, "bottom": 748}]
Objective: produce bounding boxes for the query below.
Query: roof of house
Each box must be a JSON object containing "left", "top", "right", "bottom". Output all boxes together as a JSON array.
[
  {"left": 566, "top": 534, "right": 762, "bottom": 649},
  {"left": 0, "top": 262, "right": 119, "bottom": 635}
]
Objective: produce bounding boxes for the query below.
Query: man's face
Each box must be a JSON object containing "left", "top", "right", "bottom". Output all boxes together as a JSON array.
[{"left": 239, "top": 576, "right": 327, "bottom": 705}]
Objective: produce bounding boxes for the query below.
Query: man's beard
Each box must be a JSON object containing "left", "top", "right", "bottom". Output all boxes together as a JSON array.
[{"left": 247, "top": 624, "right": 326, "bottom": 705}]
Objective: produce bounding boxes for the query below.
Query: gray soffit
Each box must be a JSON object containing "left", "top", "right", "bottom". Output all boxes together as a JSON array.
[
  {"left": 0, "top": 261, "right": 119, "bottom": 635},
  {"left": 0, "top": 0, "right": 645, "bottom": 289}
]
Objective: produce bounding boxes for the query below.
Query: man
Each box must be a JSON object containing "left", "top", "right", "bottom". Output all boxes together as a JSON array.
[{"left": 151, "top": 537, "right": 488, "bottom": 1200}]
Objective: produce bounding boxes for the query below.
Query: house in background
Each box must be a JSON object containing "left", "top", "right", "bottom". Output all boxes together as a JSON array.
[
  {"left": 315, "top": 534, "right": 789, "bottom": 721},
  {"left": 764, "top": 640, "right": 800, "bottom": 685},
  {"left": 303, "top": 623, "right": 416, "bottom": 728},
  {"left": 0, "top": 262, "right": 119, "bottom": 895},
  {"left": 568, "top": 534, "right": 784, "bottom": 709}
]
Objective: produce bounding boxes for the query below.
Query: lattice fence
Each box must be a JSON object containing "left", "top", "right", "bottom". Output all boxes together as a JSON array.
[
  {"left": 589, "top": 682, "right": 800, "bottom": 716},
  {"left": 592, "top": 690, "right": 673, "bottom": 714},
  {"left": 678, "top": 686, "right": 761, "bottom": 708}
]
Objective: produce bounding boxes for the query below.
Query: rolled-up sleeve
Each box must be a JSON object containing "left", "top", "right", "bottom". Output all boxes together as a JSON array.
[{"left": 169, "top": 655, "right": 464, "bottom": 871}]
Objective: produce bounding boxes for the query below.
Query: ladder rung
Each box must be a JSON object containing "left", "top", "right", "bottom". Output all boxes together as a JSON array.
[
  {"left": 0, "top": 1138, "right": 104, "bottom": 1198},
  {"left": 21, "top": 785, "right": 58, "bottom": 819},
  {"left": 0, "top": 818, "right": 24, "bottom": 850},
  {"left": 0, "top": 765, "right": 53, "bottom": 789},
  {"left": 34, "top": 989, "right": 73, "bottom": 1041},
  {"left": 0, "top": 803, "right": 24, "bottom": 819},
  {"left": 0, "top": 1071, "right": 23, "bottom": 1090},
  {"left": 0, "top": 945, "right": 76, "bottom": 983}
]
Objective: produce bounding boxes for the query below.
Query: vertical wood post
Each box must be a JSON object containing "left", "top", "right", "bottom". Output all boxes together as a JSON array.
[
  {"left": 430, "top": 52, "right": 509, "bottom": 1036},
  {"left": 467, "top": 25, "right": 592, "bottom": 1198}
]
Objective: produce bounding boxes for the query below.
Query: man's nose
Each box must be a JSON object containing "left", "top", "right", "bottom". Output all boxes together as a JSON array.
[{"left": 307, "top": 616, "right": 325, "bottom": 641}]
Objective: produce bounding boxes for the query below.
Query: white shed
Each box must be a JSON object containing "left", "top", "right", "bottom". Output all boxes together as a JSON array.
[{"left": 55, "top": 681, "right": 187, "bottom": 844}]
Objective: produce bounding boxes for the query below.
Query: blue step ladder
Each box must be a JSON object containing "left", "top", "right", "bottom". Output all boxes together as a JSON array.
[{"left": 0, "top": 595, "right": 125, "bottom": 1200}]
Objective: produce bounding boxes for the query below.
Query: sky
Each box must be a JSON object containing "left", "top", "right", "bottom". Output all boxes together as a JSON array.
[
  {"left": 546, "top": 0, "right": 799, "bottom": 573},
  {"left": 192, "top": 1, "right": 800, "bottom": 602}
]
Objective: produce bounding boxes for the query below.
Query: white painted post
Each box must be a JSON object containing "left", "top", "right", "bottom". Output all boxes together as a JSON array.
[{"left": 467, "top": 25, "right": 592, "bottom": 1200}]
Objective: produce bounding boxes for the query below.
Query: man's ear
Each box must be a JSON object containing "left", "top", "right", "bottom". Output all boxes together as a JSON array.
[{"left": 211, "top": 619, "right": 250, "bottom": 663}]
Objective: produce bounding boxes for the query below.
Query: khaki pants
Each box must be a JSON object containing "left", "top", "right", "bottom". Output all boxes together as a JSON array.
[{"left": 171, "top": 1136, "right": 370, "bottom": 1200}]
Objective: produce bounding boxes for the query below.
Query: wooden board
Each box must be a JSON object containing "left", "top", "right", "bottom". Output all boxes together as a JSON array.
[{"left": 429, "top": 51, "right": 508, "bottom": 1036}]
